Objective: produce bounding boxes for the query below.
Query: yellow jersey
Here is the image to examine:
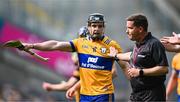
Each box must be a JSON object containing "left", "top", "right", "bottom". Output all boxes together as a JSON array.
[
  {"left": 70, "top": 36, "right": 122, "bottom": 95},
  {"left": 172, "top": 53, "right": 180, "bottom": 95}
]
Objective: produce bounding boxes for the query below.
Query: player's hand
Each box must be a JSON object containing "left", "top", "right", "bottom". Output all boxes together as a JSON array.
[
  {"left": 42, "top": 82, "right": 53, "bottom": 91},
  {"left": 108, "top": 46, "right": 118, "bottom": 58},
  {"left": 66, "top": 86, "right": 76, "bottom": 100}
]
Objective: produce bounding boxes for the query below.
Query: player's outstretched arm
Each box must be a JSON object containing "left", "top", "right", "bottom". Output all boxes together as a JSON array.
[
  {"left": 23, "top": 40, "right": 73, "bottom": 52},
  {"left": 160, "top": 32, "right": 180, "bottom": 52},
  {"left": 161, "top": 43, "right": 180, "bottom": 52}
]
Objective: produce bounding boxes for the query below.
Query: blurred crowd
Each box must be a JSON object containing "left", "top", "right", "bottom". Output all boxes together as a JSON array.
[{"left": 0, "top": 83, "right": 56, "bottom": 102}]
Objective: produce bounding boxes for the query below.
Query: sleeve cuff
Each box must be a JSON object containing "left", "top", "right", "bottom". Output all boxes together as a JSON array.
[{"left": 69, "top": 41, "right": 76, "bottom": 52}]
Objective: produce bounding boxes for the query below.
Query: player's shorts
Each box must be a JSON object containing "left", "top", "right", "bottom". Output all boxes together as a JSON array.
[
  {"left": 178, "top": 95, "right": 180, "bottom": 102},
  {"left": 80, "top": 93, "right": 114, "bottom": 102}
]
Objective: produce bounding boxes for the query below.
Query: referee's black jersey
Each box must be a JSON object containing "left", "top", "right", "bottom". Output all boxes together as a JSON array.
[{"left": 130, "top": 32, "right": 169, "bottom": 92}]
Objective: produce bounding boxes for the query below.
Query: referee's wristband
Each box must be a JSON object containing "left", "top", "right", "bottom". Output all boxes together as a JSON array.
[
  {"left": 114, "top": 54, "right": 119, "bottom": 61},
  {"left": 139, "top": 69, "right": 144, "bottom": 77}
]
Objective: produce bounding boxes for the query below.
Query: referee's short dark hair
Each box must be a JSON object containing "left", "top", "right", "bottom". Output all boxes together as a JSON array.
[{"left": 126, "top": 13, "right": 148, "bottom": 31}]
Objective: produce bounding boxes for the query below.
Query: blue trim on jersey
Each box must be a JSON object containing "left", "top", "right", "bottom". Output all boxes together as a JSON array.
[
  {"left": 176, "top": 70, "right": 180, "bottom": 74},
  {"left": 78, "top": 53, "right": 113, "bottom": 71},
  {"left": 69, "top": 41, "right": 76, "bottom": 52},
  {"left": 80, "top": 94, "right": 114, "bottom": 102},
  {"left": 176, "top": 70, "right": 180, "bottom": 78}
]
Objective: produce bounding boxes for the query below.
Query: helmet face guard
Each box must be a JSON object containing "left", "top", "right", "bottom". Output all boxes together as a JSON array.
[{"left": 88, "top": 13, "right": 105, "bottom": 24}]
